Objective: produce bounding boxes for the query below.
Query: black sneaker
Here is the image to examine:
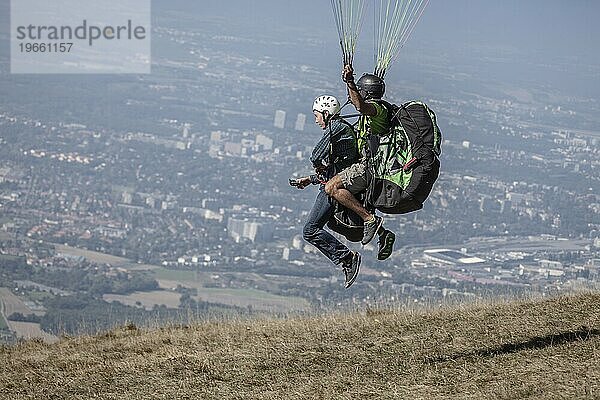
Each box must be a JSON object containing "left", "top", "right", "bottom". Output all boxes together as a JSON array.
[
  {"left": 342, "top": 251, "right": 361, "bottom": 289},
  {"left": 377, "top": 229, "right": 395, "bottom": 260},
  {"left": 361, "top": 216, "right": 383, "bottom": 245}
]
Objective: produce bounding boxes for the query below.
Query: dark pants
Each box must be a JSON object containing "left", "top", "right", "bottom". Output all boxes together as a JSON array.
[{"left": 303, "top": 189, "right": 351, "bottom": 266}]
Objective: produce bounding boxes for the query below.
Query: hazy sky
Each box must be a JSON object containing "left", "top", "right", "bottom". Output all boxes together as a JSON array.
[
  {"left": 1, "top": 0, "right": 598, "bottom": 98},
  {"left": 177, "top": 0, "right": 600, "bottom": 61},
  {"left": 166, "top": 0, "right": 599, "bottom": 98},
  {"left": 3, "top": 0, "right": 599, "bottom": 65}
]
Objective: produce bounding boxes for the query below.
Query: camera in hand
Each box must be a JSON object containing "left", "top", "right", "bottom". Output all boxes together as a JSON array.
[{"left": 289, "top": 178, "right": 301, "bottom": 187}]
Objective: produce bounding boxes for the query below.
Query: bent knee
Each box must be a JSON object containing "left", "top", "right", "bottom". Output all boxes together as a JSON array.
[
  {"left": 325, "top": 176, "right": 342, "bottom": 196},
  {"left": 324, "top": 181, "right": 335, "bottom": 196}
]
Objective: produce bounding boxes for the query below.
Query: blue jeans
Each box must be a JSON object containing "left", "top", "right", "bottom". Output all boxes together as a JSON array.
[{"left": 303, "top": 189, "right": 351, "bottom": 266}]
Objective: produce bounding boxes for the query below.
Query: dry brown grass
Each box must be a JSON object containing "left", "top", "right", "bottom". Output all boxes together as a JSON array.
[{"left": 1, "top": 293, "right": 599, "bottom": 399}]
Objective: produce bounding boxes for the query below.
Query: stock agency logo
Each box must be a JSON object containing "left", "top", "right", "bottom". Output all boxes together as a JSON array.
[
  {"left": 11, "top": 0, "right": 151, "bottom": 74},
  {"left": 15, "top": 20, "right": 147, "bottom": 47}
]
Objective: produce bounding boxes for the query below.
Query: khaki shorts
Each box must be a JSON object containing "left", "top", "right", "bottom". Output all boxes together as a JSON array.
[{"left": 339, "top": 162, "right": 368, "bottom": 195}]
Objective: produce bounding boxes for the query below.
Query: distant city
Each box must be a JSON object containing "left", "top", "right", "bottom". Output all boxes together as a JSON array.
[{"left": 0, "top": 2, "right": 598, "bottom": 343}]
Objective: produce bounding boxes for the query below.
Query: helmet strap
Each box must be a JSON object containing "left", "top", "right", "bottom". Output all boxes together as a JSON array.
[{"left": 320, "top": 110, "right": 331, "bottom": 126}]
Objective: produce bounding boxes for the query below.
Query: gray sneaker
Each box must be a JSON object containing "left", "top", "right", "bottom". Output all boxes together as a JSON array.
[
  {"left": 361, "top": 216, "right": 383, "bottom": 245},
  {"left": 342, "top": 251, "right": 361, "bottom": 289}
]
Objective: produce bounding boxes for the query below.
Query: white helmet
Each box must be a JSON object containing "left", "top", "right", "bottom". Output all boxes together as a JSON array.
[{"left": 312, "top": 95, "right": 341, "bottom": 116}]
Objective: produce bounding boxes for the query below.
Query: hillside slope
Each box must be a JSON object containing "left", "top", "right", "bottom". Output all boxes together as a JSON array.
[{"left": 1, "top": 294, "right": 599, "bottom": 399}]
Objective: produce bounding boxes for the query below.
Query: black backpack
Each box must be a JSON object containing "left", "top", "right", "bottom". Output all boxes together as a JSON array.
[{"left": 365, "top": 100, "right": 442, "bottom": 214}]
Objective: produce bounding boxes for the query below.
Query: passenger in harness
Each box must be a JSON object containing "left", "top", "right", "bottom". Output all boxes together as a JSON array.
[
  {"left": 290, "top": 95, "right": 361, "bottom": 289},
  {"left": 324, "top": 64, "right": 396, "bottom": 260}
]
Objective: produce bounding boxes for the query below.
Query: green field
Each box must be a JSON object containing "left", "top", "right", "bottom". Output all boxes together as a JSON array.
[
  {"left": 54, "top": 244, "right": 130, "bottom": 266},
  {"left": 51, "top": 244, "right": 160, "bottom": 272},
  {"left": 197, "top": 287, "right": 302, "bottom": 302},
  {"left": 0, "top": 254, "right": 23, "bottom": 264},
  {"left": 24, "top": 291, "right": 53, "bottom": 303},
  {"left": 152, "top": 268, "right": 311, "bottom": 312},
  {"left": 152, "top": 268, "right": 198, "bottom": 282},
  {"left": 103, "top": 290, "right": 182, "bottom": 310},
  {"left": 195, "top": 287, "right": 311, "bottom": 312}
]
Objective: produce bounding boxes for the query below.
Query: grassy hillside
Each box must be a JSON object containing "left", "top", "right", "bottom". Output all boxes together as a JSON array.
[{"left": 1, "top": 293, "right": 599, "bottom": 399}]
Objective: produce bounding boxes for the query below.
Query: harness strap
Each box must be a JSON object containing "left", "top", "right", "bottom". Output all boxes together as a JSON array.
[{"left": 324, "top": 116, "right": 360, "bottom": 180}]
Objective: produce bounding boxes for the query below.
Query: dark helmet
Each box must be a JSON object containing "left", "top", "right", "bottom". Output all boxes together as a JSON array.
[{"left": 356, "top": 73, "right": 385, "bottom": 100}]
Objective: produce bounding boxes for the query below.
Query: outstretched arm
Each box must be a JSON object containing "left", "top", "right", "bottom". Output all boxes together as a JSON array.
[{"left": 342, "top": 64, "right": 377, "bottom": 117}]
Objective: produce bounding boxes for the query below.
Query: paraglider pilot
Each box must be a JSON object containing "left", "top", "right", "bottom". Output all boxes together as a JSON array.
[{"left": 324, "top": 64, "right": 396, "bottom": 260}]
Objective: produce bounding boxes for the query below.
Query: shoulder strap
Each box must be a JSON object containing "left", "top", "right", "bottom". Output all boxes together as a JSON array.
[
  {"left": 328, "top": 117, "right": 355, "bottom": 138},
  {"left": 373, "top": 99, "right": 404, "bottom": 136},
  {"left": 326, "top": 118, "right": 359, "bottom": 172},
  {"left": 337, "top": 117, "right": 356, "bottom": 133}
]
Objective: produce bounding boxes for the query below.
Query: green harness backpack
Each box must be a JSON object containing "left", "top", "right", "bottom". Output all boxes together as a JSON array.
[{"left": 365, "top": 100, "right": 442, "bottom": 214}]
